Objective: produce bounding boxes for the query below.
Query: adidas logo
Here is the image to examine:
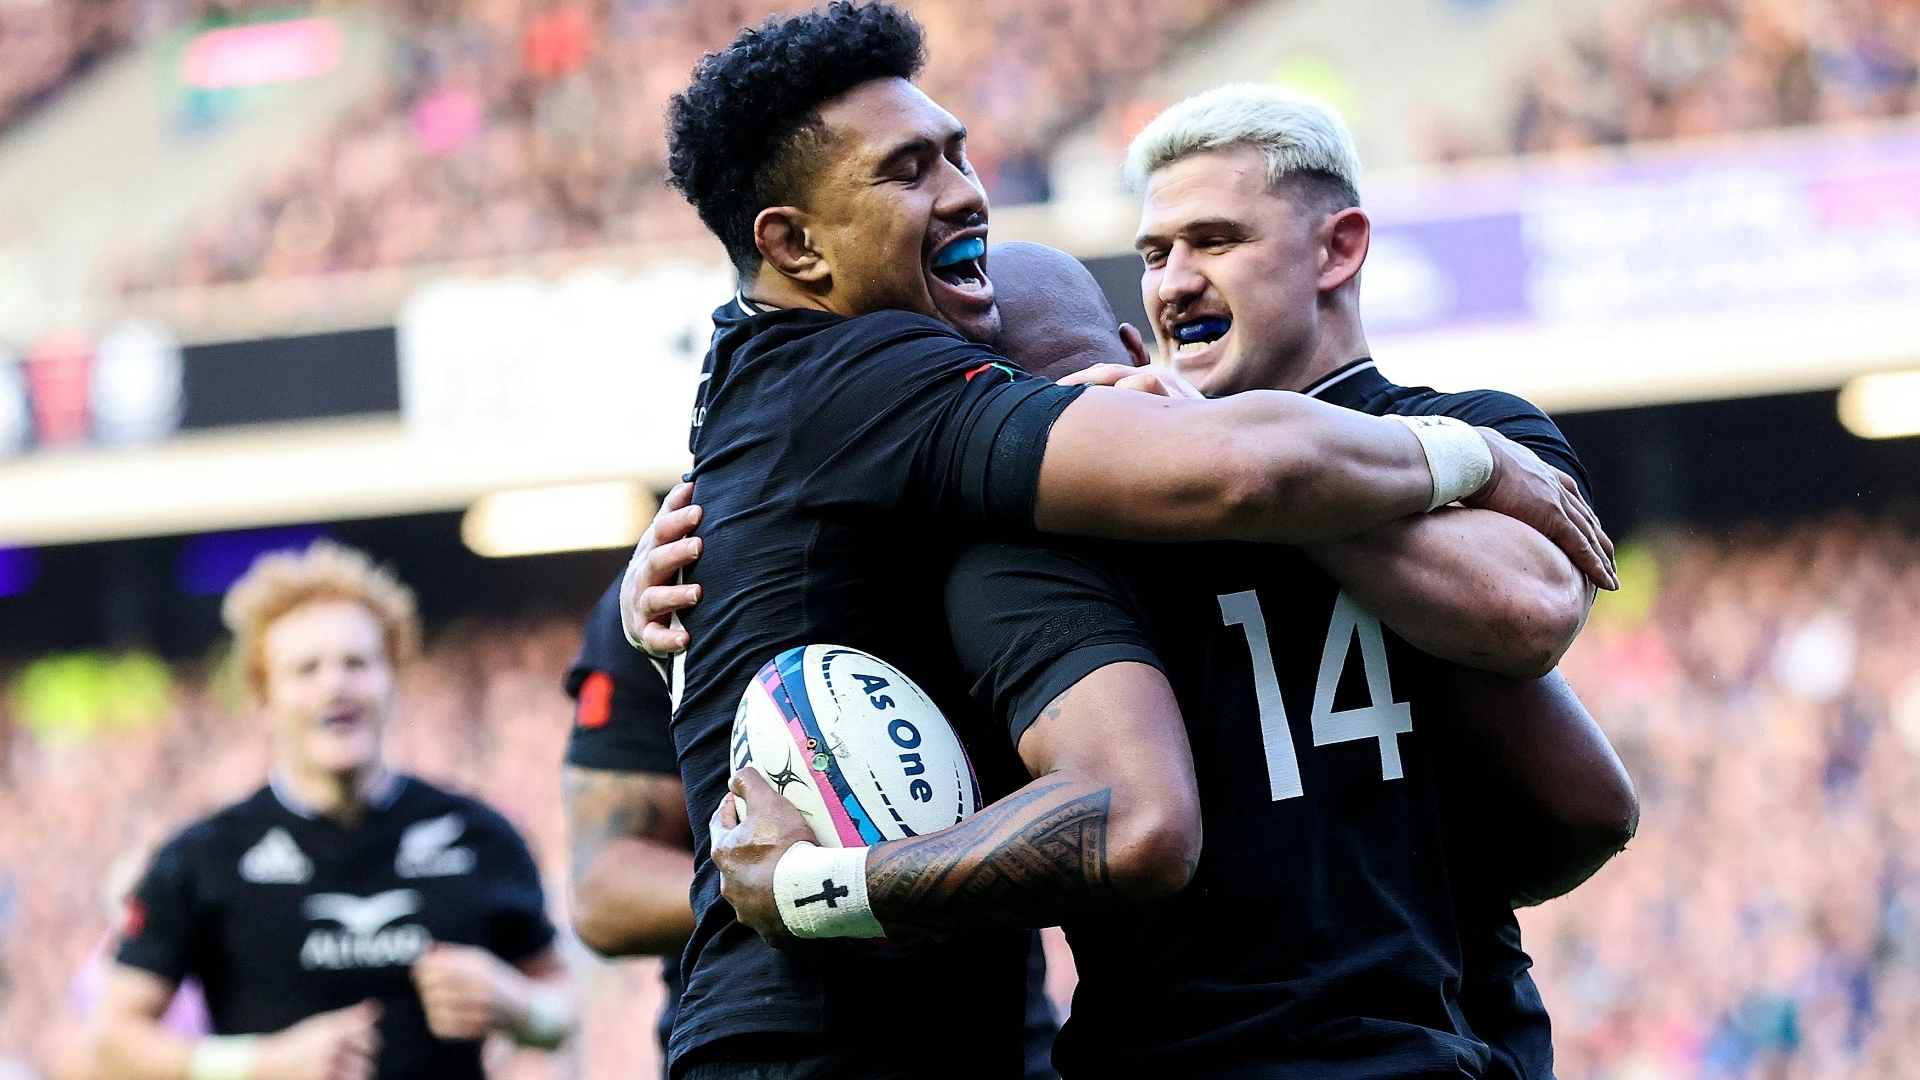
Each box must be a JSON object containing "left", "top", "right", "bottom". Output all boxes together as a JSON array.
[
  {"left": 240, "top": 827, "right": 313, "bottom": 884},
  {"left": 395, "top": 812, "right": 475, "bottom": 878}
]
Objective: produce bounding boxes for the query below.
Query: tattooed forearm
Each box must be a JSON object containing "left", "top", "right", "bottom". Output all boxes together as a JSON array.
[
  {"left": 563, "top": 766, "right": 697, "bottom": 956},
  {"left": 563, "top": 767, "right": 684, "bottom": 889},
  {"left": 865, "top": 779, "right": 1117, "bottom": 933}
]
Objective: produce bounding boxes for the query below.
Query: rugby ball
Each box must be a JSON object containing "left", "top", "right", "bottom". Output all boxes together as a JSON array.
[{"left": 731, "top": 644, "right": 980, "bottom": 847}]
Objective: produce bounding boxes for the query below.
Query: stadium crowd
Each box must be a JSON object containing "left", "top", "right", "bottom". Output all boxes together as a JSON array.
[
  {"left": 3, "top": 511, "right": 1920, "bottom": 1078},
  {"left": 0, "top": 0, "right": 132, "bottom": 135},
  {"left": 1525, "top": 512, "right": 1920, "bottom": 1080},
  {"left": 108, "top": 0, "right": 1239, "bottom": 291},
  {"left": 95, "top": 0, "right": 1920, "bottom": 291},
  {"left": 1504, "top": 0, "right": 1920, "bottom": 157},
  {"left": 0, "top": 0, "right": 299, "bottom": 137}
]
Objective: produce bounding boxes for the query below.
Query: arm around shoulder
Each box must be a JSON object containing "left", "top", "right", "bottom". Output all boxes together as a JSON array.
[{"left": 1033, "top": 387, "right": 1433, "bottom": 544}]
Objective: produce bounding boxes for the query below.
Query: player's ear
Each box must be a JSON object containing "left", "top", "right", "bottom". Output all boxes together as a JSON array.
[
  {"left": 754, "top": 207, "right": 831, "bottom": 286},
  {"left": 1317, "top": 207, "right": 1370, "bottom": 295},
  {"left": 1118, "top": 323, "right": 1151, "bottom": 368}
]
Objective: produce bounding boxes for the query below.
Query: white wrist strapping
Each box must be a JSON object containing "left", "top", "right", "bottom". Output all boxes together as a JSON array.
[
  {"left": 512, "top": 985, "right": 574, "bottom": 1050},
  {"left": 188, "top": 1036, "right": 258, "bottom": 1080},
  {"left": 1389, "top": 414, "right": 1494, "bottom": 510},
  {"left": 773, "top": 842, "right": 886, "bottom": 939}
]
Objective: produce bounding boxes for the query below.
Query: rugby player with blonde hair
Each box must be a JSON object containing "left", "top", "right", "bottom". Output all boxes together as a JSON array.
[{"left": 97, "top": 541, "right": 575, "bottom": 1080}]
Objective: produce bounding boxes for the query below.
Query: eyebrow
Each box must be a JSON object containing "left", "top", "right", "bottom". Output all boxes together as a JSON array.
[{"left": 1135, "top": 216, "right": 1247, "bottom": 252}]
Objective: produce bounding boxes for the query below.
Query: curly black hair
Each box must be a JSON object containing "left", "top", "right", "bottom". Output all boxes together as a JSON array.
[{"left": 666, "top": 2, "right": 927, "bottom": 271}]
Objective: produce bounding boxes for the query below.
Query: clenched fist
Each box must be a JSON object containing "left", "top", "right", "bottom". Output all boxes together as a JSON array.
[
  {"left": 410, "top": 943, "right": 521, "bottom": 1042},
  {"left": 252, "top": 1000, "right": 381, "bottom": 1080}
]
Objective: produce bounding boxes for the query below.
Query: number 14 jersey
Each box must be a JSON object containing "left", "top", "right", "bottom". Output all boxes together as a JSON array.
[{"left": 943, "top": 361, "right": 1590, "bottom": 1079}]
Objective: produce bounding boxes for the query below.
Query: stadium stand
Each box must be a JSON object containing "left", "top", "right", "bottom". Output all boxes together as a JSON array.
[
  {"left": 0, "top": 0, "right": 132, "bottom": 136},
  {"left": 5, "top": 513, "right": 1920, "bottom": 1077},
  {"left": 1530, "top": 513, "right": 1920, "bottom": 1080},
  {"left": 1505, "top": 0, "right": 1920, "bottom": 157},
  {"left": 102, "top": 0, "right": 1920, "bottom": 299},
  {"left": 109, "top": 0, "right": 1244, "bottom": 293}
]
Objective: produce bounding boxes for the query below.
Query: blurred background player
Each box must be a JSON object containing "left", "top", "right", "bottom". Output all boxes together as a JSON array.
[{"left": 94, "top": 542, "right": 576, "bottom": 1080}]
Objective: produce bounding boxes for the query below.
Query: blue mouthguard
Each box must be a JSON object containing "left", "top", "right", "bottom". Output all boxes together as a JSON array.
[
  {"left": 931, "top": 236, "right": 986, "bottom": 268},
  {"left": 1174, "top": 317, "right": 1231, "bottom": 343}
]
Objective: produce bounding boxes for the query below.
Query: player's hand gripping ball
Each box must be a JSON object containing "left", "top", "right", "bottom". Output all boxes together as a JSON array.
[{"left": 713, "top": 645, "right": 981, "bottom": 946}]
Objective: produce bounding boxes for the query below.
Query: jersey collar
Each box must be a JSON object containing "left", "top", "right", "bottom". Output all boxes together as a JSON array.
[
  {"left": 1301, "top": 358, "right": 1385, "bottom": 409},
  {"left": 269, "top": 768, "right": 406, "bottom": 819}
]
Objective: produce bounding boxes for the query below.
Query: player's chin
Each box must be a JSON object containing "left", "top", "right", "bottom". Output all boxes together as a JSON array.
[
  {"left": 927, "top": 273, "right": 999, "bottom": 345},
  {"left": 1169, "top": 347, "right": 1226, "bottom": 396},
  {"left": 309, "top": 726, "right": 381, "bottom": 772}
]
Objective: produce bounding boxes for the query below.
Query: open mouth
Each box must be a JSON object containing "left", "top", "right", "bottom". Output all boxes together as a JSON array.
[
  {"left": 1171, "top": 315, "right": 1231, "bottom": 357},
  {"left": 929, "top": 235, "right": 988, "bottom": 294}
]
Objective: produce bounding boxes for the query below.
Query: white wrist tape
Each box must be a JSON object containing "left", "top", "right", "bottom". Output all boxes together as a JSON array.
[
  {"left": 1389, "top": 414, "right": 1494, "bottom": 510},
  {"left": 773, "top": 842, "right": 885, "bottom": 940},
  {"left": 188, "top": 1036, "right": 258, "bottom": 1080},
  {"left": 513, "top": 985, "right": 574, "bottom": 1050}
]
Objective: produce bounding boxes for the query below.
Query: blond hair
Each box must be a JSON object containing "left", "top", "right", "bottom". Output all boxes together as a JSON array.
[
  {"left": 222, "top": 540, "right": 421, "bottom": 700},
  {"left": 1124, "top": 83, "right": 1362, "bottom": 206}
]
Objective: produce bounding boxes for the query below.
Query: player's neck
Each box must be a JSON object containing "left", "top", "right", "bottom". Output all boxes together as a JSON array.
[
  {"left": 1282, "top": 303, "right": 1369, "bottom": 393},
  {"left": 741, "top": 266, "right": 834, "bottom": 315},
  {"left": 272, "top": 759, "right": 393, "bottom": 827}
]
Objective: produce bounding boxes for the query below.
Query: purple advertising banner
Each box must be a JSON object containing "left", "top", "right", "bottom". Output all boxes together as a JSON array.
[{"left": 1361, "top": 123, "right": 1920, "bottom": 335}]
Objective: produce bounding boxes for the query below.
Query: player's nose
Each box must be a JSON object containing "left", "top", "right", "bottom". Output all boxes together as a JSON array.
[
  {"left": 1157, "top": 246, "right": 1210, "bottom": 308},
  {"left": 932, "top": 160, "right": 988, "bottom": 222}
]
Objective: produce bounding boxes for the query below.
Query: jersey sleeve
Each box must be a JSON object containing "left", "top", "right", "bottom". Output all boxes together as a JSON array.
[
  {"left": 945, "top": 542, "right": 1163, "bottom": 746},
  {"left": 472, "top": 808, "right": 557, "bottom": 964},
  {"left": 114, "top": 828, "right": 207, "bottom": 983},
  {"left": 564, "top": 579, "right": 679, "bottom": 775},
  {"left": 792, "top": 312, "right": 1085, "bottom": 529},
  {"left": 1395, "top": 389, "right": 1592, "bottom": 504}
]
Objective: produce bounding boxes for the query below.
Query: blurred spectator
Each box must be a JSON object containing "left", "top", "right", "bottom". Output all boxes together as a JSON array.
[
  {"left": 0, "top": 0, "right": 133, "bottom": 135},
  {"left": 0, "top": 0, "right": 303, "bottom": 138},
  {"left": 1503, "top": 0, "right": 1920, "bottom": 159},
  {"left": 1526, "top": 511, "right": 1920, "bottom": 1080},
  {"left": 111, "top": 0, "right": 1244, "bottom": 292}
]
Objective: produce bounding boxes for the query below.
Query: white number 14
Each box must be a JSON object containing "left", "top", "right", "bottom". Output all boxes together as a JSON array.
[{"left": 1218, "top": 590, "right": 1413, "bottom": 802}]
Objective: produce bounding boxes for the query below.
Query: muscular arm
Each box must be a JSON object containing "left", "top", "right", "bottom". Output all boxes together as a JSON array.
[
  {"left": 864, "top": 662, "right": 1201, "bottom": 936},
  {"left": 1449, "top": 668, "right": 1638, "bottom": 905},
  {"left": 563, "top": 767, "right": 695, "bottom": 957},
  {"left": 1307, "top": 506, "right": 1593, "bottom": 679},
  {"left": 96, "top": 967, "right": 191, "bottom": 1080},
  {"left": 1035, "top": 387, "right": 1432, "bottom": 543}
]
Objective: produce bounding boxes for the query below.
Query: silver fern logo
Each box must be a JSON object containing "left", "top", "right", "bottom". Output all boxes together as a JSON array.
[{"left": 395, "top": 813, "right": 475, "bottom": 878}]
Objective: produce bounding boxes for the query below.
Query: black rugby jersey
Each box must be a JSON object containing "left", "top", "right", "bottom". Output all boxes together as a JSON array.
[
  {"left": 1305, "top": 360, "right": 1582, "bottom": 1080},
  {"left": 118, "top": 776, "right": 554, "bottom": 1080},
  {"left": 944, "top": 363, "right": 1588, "bottom": 1079},
  {"left": 669, "top": 299, "right": 1082, "bottom": 1071},
  {"left": 570, "top": 574, "right": 1066, "bottom": 1078}
]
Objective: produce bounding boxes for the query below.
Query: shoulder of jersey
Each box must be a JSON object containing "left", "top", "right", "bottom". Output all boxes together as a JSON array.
[
  {"left": 182, "top": 787, "right": 277, "bottom": 846},
  {"left": 400, "top": 779, "right": 518, "bottom": 842},
  {"left": 841, "top": 308, "right": 968, "bottom": 343},
  {"left": 1398, "top": 384, "right": 1545, "bottom": 420}
]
